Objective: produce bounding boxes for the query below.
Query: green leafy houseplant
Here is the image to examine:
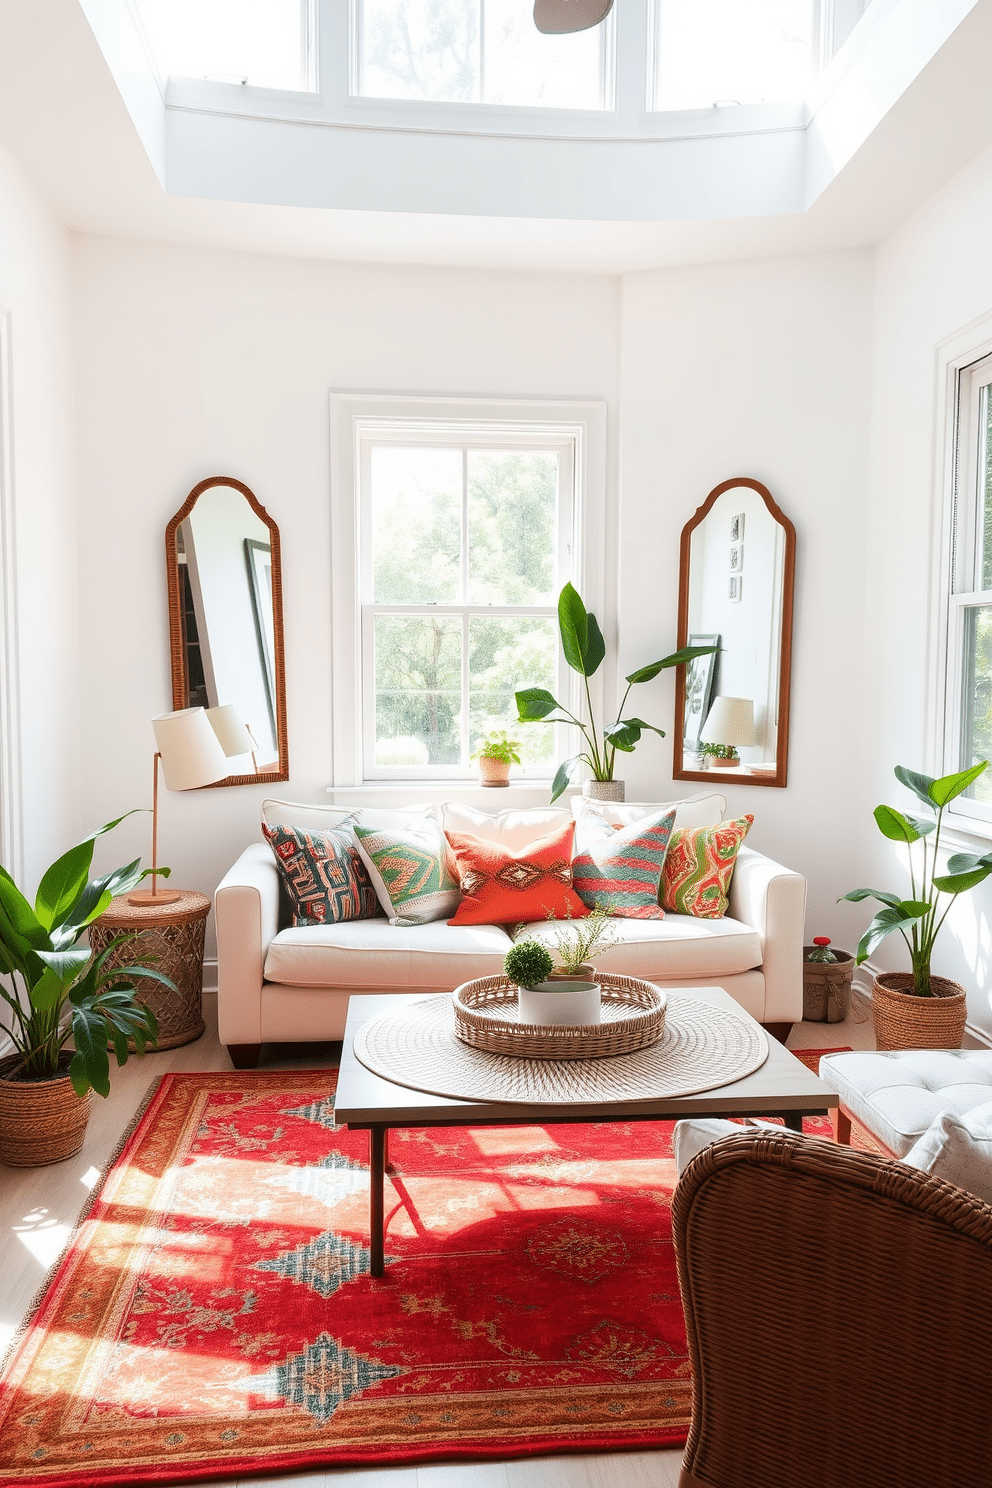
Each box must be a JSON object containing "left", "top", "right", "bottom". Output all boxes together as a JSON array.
[
  {"left": 471, "top": 730, "right": 522, "bottom": 765},
  {"left": 841, "top": 763, "right": 992, "bottom": 996},
  {"left": 515, "top": 583, "right": 719, "bottom": 802},
  {"left": 699, "top": 741, "right": 738, "bottom": 762},
  {"left": 0, "top": 814, "right": 175, "bottom": 1097},
  {"left": 503, "top": 940, "right": 554, "bottom": 989}
]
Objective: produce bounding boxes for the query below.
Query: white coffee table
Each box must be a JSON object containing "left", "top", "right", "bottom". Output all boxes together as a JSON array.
[{"left": 334, "top": 986, "right": 838, "bottom": 1276}]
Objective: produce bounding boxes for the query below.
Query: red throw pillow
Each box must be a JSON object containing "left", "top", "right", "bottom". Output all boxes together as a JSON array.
[{"left": 446, "top": 823, "right": 590, "bottom": 926}]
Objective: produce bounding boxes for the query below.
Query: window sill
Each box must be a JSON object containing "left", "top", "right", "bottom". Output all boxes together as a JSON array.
[
  {"left": 326, "top": 780, "right": 571, "bottom": 797},
  {"left": 938, "top": 817, "right": 992, "bottom": 852}
]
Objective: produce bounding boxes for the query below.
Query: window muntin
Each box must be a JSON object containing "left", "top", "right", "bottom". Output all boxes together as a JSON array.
[
  {"left": 359, "top": 429, "right": 574, "bottom": 777},
  {"left": 135, "top": 0, "right": 313, "bottom": 91},
  {"left": 652, "top": 0, "right": 816, "bottom": 111},
  {"left": 357, "top": 0, "right": 611, "bottom": 110}
]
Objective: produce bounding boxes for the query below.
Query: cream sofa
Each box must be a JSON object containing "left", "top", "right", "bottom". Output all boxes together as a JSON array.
[{"left": 215, "top": 794, "right": 806, "bottom": 1067}]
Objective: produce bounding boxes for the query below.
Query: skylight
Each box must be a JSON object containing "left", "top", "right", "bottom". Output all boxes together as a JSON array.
[
  {"left": 134, "top": 0, "right": 312, "bottom": 92},
  {"left": 358, "top": 0, "right": 611, "bottom": 110},
  {"left": 653, "top": 0, "right": 815, "bottom": 110}
]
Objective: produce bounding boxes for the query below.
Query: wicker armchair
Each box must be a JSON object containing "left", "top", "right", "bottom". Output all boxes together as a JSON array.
[{"left": 671, "top": 1129, "right": 992, "bottom": 1488}]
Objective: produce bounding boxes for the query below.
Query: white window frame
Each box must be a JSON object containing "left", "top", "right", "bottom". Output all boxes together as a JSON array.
[
  {"left": 931, "top": 319, "right": 992, "bottom": 839},
  {"left": 329, "top": 394, "right": 608, "bottom": 788}
]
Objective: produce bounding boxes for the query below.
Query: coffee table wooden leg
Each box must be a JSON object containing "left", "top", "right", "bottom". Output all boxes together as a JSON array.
[
  {"left": 782, "top": 1112, "right": 803, "bottom": 1133},
  {"left": 832, "top": 1105, "right": 852, "bottom": 1145},
  {"left": 369, "top": 1126, "right": 387, "bottom": 1277}
]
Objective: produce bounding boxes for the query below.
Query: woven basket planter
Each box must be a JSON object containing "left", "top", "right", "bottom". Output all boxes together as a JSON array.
[
  {"left": 871, "top": 971, "right": 968, "bottom": 1051},
  {"left": 583, "top": 780, "right": 625, "bottom": 802},
  {"left": 0, "top": 1052, "right": 92, "bottom": 1167},
  {"left": 802, "top": 948, "right": 855, "bottom": 1024}
]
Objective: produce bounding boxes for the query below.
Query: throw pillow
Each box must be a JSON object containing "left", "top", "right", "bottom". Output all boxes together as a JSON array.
[
  {"left": 441, "top": 802, "right": 573, "bottom": 852},
  {"left": 660, "top": 815, "right": 754, "bottom": 918},
  {"left": 261, "top": 822, "right": 380, "bottom": 926},
  {"left": 353, "top": 819, "right": 461, "bottom": 927},
  {"left": 673, "top": 1117, "right": 783, "bottom": 1178},
  {"left": 572, "top": 791, "right": 727, "bottom": 833},
  {"left": 571, "top": 808, "right": 676, "bottom": 918},
  {"left": 902, "top": 1101, "right": 992, "bottom": 1206},
  {"left": 446, "top": 822, "right": 589, "bottom": 926}
]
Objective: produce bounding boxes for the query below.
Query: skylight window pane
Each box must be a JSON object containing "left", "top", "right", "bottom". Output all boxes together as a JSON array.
[
  {"left": 483, "top": 1, "right": 604, "bottom": 109},
  {"left": 361, "top": 0, "right": 482, "bottom": 103},
  {"left": 135, "top": 0, "right": 309, "bottom": 91},
  {"left": 654, "top": 0, "right": 814, "bottom": 111}
]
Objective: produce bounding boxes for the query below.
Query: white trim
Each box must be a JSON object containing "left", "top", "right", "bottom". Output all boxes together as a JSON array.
[
  {"left": 329, "top": 393, "right": 608, "bottom": 789},
  {"left": 0, "top": 310, "right": 23, "bottom": 884}
]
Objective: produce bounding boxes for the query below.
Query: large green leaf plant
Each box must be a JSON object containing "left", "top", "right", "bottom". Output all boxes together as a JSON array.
[
  {"left": 0, "top": 814, "right": 175, "bottom": 1096},
  {"left": 841, "top": 763, "right": 992, "bottom": 996},
  {"left": 515, "top": 583, "right": 719, "bottom": 802}
]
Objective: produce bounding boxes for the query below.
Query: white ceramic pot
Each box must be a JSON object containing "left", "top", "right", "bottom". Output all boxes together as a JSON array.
[{"left": 517, "top": 980, "right": 601, "bottom": 1026}]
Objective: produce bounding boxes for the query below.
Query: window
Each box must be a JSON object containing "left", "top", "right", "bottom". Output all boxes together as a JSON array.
[
  {"left": 357, "top": 424, "right": 579, "bottom": 778},
  {"left": 134, "top": 0, "right": 315, "bottom": 91},
  {"left": 356, "top": 0, "right": 612, "bottom": 110},
  {"left": 652, "top": 0, "right": 817, "bottom": 111},
  {"left": 945, "top": 351, "right": 992, "bottom": 825}
]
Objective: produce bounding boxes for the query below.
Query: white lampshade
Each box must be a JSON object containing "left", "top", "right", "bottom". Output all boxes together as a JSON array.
[
  {"left": 206, "top": 704, "right": 255, "bottom": 757},
  {"left": 152, "top": 708, "right": 230, "bottom": 790},
  {"left": 701, "top": 696, "right": 756, "bottom": 748}
]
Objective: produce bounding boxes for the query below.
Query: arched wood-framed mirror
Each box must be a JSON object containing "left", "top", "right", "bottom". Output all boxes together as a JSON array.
[
  {"left": 166, "top": 476, "right": 289, "bottom": 787},
  {"left": 673, "top": 476, "right": 795, "bottom": 789}
]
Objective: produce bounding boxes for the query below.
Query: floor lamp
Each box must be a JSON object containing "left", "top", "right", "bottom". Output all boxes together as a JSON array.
[{"left": 127, "top": 708, "right": 231, "bottom": 906}]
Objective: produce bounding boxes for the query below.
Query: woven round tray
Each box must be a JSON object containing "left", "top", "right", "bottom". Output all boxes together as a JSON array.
[
  {"left": 452, "top": 974, "right": 665, "bottom": 1059},
  {"left": 353, "top": 994, "right": 768, "bottom": 1105}
]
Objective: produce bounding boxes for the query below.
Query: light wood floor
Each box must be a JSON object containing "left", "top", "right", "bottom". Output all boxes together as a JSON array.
[{"left": 0, "top": 991, "right": 876, "bottom": 1488}]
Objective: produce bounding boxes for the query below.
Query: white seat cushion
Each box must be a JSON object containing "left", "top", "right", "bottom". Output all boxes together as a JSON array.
[
  {"left": 517, "top": 915, "right": 761, "bottom": 980},
  {"left": 902, "top": 1101, "right": 992, "bottom": 1205},
  {"left": 264, "top": 919, "right": 514, "bottom": 990},
  {"left": 819, "top": 1050, "right": 992, "bottom": 1157}
]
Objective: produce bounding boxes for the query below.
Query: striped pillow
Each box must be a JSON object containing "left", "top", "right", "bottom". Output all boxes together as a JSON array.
[{"left": 571, "top": 809, "right": 676, "bottom": 918}]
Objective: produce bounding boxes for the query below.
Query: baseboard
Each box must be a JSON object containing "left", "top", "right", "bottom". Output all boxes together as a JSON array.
[{"left": 853, "top": 958, "right": 992, "bottom": 1049}]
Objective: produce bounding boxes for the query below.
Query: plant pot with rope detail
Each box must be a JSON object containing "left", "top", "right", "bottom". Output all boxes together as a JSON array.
[
  {"left": 871, "top": 972, "right": 968, "bottom": 1051},
  {"left": 0, "top": 1052, "right": 92, "bottom": 1167}
]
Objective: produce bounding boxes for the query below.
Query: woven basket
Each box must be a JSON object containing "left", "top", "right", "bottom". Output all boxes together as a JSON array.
[
  {"left": 802, "top": 948, "right": 855, "bottom": 1023},
  {"left": 0, "top": 1052, "right": 92, "bottom": 1167},
  {"left": 452, "top": 972, "right": 665, "bottom": 1059},
  {"left": 871, "top": 972, "right": 967, "bottom": 1050}
]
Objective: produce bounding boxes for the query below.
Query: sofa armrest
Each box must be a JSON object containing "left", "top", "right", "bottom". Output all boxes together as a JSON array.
[
  {"left": 728, "top": 846, "right": 806, "bottom": 1024},
  {"left": 215, "top": 843, "right": 281, "bottom": 1047}
]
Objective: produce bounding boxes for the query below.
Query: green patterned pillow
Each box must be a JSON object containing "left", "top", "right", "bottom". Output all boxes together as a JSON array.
[
  {"left": 353, "top": 819, "right": 461, "bottom": 926},
  {"left": 660, "top": 815, "right": 754, "bottom": 918}
]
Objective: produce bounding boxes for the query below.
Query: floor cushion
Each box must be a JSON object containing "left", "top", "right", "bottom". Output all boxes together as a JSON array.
[{"left": 819, "top": 1050, "right": 992, "bottom": 1157}]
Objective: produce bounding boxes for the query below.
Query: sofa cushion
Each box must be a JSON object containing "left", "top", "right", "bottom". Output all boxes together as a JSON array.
[
  {"left": 661, "top": 816, "right": 754, "bottom": 918},
  {"left": 264, "top": 919, "right": 514, "bottom": 990},
  {"left": 261, "top": 799, "right": 438, "bottom": 832},
  {"left": 573, "top": 792, "right": 726, "bottom": 833},
  {"left": 441, "top": 801, "right": 573, "bottom": 851},
  {"left": 353, "top": 818, "right": 461, "bottom": 926},
  {"left": 819, "top": 1050, "right": 992, "bottom": 1157},
  {"left": 901, "top": 1101, "right": 992, "bottom": 1204},
  {"left": 517, "top": 914, "right": 762, "bottom": 980},
  {"left": 446, "top": 823, "right": 588, "bottom": 925},
  {"left": 673, "top": 1117, "right": 781, "bottom": 1177},
  {"left": 261, "top": 822, "right": 380, "bottom": 926},
  {"left": 572, "top": 808, "right": 675, "bottom": 917}
]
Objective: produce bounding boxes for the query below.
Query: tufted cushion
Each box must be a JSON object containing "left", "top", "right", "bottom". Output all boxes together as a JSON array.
[{"left": 819, "top": 1050, "right": 992, "bottom": 1157}]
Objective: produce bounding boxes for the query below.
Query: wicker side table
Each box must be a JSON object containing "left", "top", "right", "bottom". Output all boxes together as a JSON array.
[{"left": 88, "top": 891, "right": 210, "bottom": 1049}]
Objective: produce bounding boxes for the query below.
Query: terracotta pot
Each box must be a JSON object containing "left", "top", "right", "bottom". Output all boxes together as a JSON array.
[
  {"left": 707, "top": 756, "right": 739, "bottom": 768},
  {"left": 0, "top": 1051, "right": 92, "bottom": 1167},
  {"left": 545, "top": 964, "right": 596, "bottom": 981},
  {"left": 582, "top": 780, "right": 625, "bottom": 802},
  {"left": 802, "top": 948, "right": 855, "bottom": 1023},
  {"left": 871, "top": 971, "right": 968, "bottom": 1051},
  {"left": 478, "top": 757, "right": 511, "bottom": 787}
]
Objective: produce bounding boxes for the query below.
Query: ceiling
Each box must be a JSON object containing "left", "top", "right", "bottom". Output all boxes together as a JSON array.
[{"left": 1, "top": 0, "right": 992, "bottom": 274}]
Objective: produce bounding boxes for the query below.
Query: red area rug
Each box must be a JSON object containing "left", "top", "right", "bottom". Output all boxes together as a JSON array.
[{"left": 0, "top": 1047, "right": 865, "bottom": 1486}]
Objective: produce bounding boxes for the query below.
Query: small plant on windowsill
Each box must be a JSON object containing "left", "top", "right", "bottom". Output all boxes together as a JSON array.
[{"left": 471, "top": 730, "right": 522, "bottom": 788}]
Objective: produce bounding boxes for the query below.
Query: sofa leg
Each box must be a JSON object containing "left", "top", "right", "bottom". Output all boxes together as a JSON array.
[
  {"left": 761, "top": 1022, "right": 793, "bottom": 1045},
  {"left": 227, "top": 1043, "right": 262, "bottom": 1070}
]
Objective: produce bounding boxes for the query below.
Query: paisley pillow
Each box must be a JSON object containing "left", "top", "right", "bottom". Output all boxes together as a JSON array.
[{"left": 660, "top": 816, "right": 754, "bottom": 919}]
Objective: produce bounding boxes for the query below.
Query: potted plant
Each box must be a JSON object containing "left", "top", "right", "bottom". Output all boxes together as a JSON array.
[
  {"left": 841, "top": 762, "right": 992, "bottom": 1049},
  {"left": 699, "top": 741, "right": 739, "bottom": 769},
  {"left": 0, "top": 814, "right": 175, "bottom": 1166},
  {"left": 802, "top": 937, "right": 855, "bottom": 1023},
  {"left": 544, "top": 904, "right": 618, "bottom": 979},
  {"left": 515, "top": 583, "right": 719, "bottom": 802},
  {"left": 471, "top": 729, "right": 522, "bottom": 787},
  {"left": 503, "top": 938, "right": 600, "bottom": 1026}
]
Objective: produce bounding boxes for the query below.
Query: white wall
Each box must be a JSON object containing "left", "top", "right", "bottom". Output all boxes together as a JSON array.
[
  {"left": 0, "top": 141, "right": 78, "bottom": 892},
  {"left": 71, "top": 238, "right": 619, "bottom": 952},
  {"left": 618, "top": 251, "right": 874, "bottom": 943},
  {"left": 866, "top": 137, "right": 992, "bottom": 1037}
]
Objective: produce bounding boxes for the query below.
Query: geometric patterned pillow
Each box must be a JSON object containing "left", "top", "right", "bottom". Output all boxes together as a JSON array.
[
  {"left": 353, "top": 819, "right": 461, "bottom": 927},
  {"left": 261, "top": 822, "right": 380, "bottom": 926},
  {"left": 571, "top": 808, "right": 676, "bottom": 918},
  {"left": 660, "top": 816, "right": 754, "bottom": 919},
  {"left": 445, "top": 823, "right": 589, "bottom": 926}
]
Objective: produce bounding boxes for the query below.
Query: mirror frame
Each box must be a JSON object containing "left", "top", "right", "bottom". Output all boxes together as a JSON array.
[
  {"left": 166, "top": 475, "right": 289, "bottom": 787},
  {"left": 673, "top": 476, "right": 796, "bottom": 790}
]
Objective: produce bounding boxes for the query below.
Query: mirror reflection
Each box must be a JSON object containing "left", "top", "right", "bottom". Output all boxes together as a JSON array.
[
  {"left": 675, "top": 477, "right": 794, "bottom": 788},
  {"left": 167, "top": 477, "right": 288, "bottom": 785}
]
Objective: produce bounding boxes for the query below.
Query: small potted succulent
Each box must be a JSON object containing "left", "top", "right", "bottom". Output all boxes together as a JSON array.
[
  {"left": 699, "top": 741, "right": 739, "bottom": 769},
  {"left": 471, "top": 729, "right": 522, "bottom": 788},
  {"left": 802, "top": 937, "right": 855, "bottom": 1023},
  {"left": 503, "top": 939, "right": 600, "bottom": 1026}
]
